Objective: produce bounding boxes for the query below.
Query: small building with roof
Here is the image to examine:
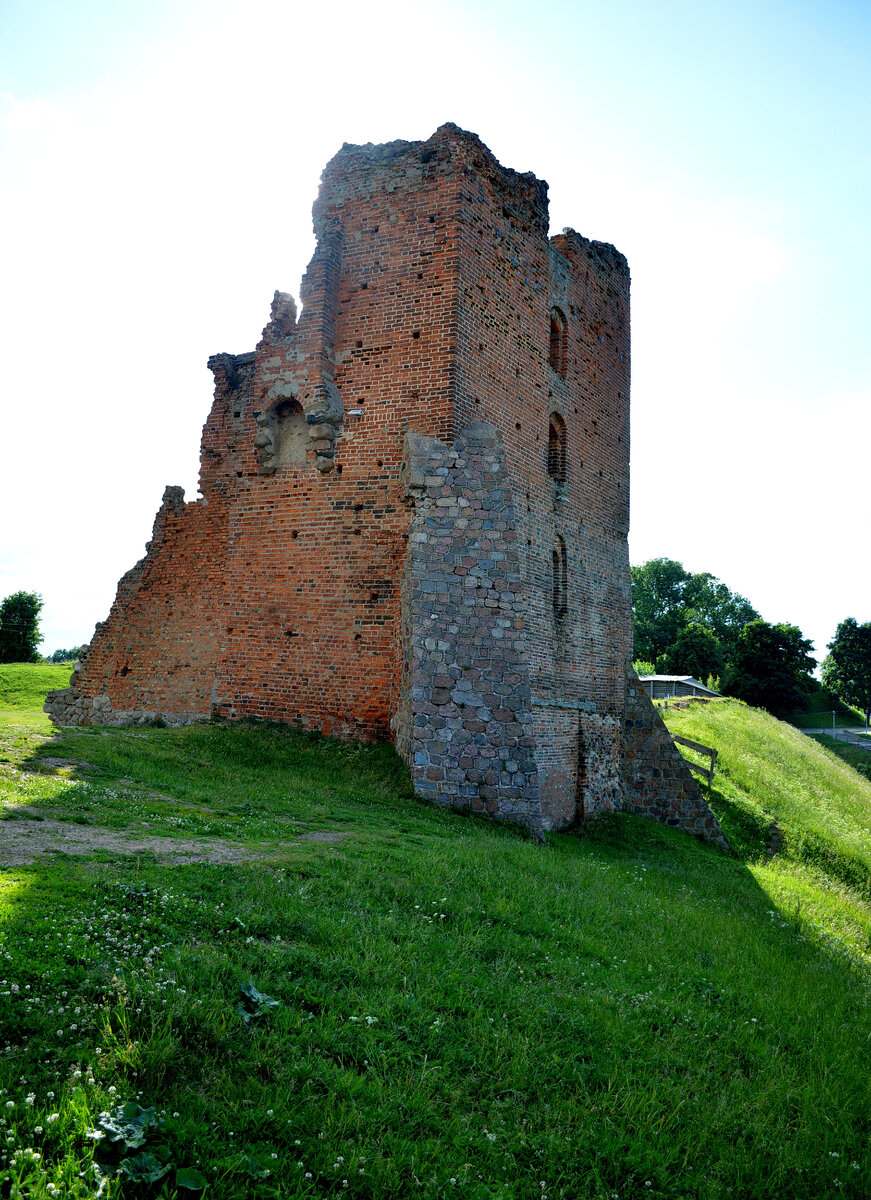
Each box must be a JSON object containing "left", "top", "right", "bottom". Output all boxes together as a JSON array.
[{"left": 638, "top": 675, "right": 722, "bottom": 700}]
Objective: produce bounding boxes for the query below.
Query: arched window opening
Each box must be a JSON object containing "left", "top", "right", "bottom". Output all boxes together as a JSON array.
[
  {"left": 548, "top": 307, "right": 567, "bottom": 378},
  {"left": 548, "top": 413, "right": 567, "bottom": 484},
  {"left": 273, "top": 399, "right": 308, "bottom": 466},
  {"left": 552, "top": 537, "right": 567, "bottom": 619}
]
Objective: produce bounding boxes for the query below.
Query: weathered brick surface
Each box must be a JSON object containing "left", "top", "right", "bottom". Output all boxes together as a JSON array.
[{"left": 46, "top": 123, "right": 724, "bottom": 846}]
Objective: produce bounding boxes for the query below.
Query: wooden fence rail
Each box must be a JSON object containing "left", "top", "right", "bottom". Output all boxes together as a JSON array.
[{"left": 673, "top": 735, "right": 718, "bottom": 788}]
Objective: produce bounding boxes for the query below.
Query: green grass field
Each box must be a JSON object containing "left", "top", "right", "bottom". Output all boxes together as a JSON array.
[
  {"left": 0, "top": 662, "right": 72, "bottom": 731},
  {"left": 0, "top": 671, "right": 869, "bottom": 1198}
]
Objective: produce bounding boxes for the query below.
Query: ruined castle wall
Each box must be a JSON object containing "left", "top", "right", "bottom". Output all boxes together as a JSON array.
[
  {"left": 45, "top": 122, "right": 725, "bottom": 848},
  {"left": 46, "top": 351, "right": 253, "bottom": 725},
  {"left": 53, "top": 130, "right": 476, "bottom": 738},
  {"left": 46, "top": 484, "right": 228, "bottom": 725},
  {"left": 205, "top": 135, "right": 469, "bottom": 736}
]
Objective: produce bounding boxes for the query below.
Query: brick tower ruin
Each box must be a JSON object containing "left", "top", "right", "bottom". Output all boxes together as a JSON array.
[{"left": 46, "top": 123, "right": 725, "bottom": 847}]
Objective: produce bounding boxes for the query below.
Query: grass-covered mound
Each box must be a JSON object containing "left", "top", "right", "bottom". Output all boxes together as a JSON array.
[
  {"left": 664, "top": 698, "right": 871, "bottom": 899},
  {"left": 0, "top": 662, "right": 73, "bottom": 723},
  {"left": 0, "top": 668, "right": 869, "bottom": 1198}
]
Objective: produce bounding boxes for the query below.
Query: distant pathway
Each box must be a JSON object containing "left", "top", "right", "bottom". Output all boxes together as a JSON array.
[{"left": 802, "top": 727, "right": 871, "bottom": 752}]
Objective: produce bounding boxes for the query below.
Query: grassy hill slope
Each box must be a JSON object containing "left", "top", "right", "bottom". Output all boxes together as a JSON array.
[
  {"left": 0, "top": 661, "right": 72, "bottom": 727},
  {"left": 664, "top": 698, "right": 871, "bottom": 900},
  {"left": 0, "top": 670, "right": 869, "bottom": 1199}
]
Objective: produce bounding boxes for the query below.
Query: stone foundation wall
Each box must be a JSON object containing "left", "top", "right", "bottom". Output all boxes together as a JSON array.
[
  {"left": 622, "top": 670, "right": 727, "bottom": 848},
  {"left": 44, "top": 688, "right": 206, "bottom": 728},
  {"left": 396, "top": 423, "right": 543, "bottom": 835}
]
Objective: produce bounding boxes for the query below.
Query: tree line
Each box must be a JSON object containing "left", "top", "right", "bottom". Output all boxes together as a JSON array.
[
  {"left": 0, "top": 592, "right": 83, "bottom": 665},
  {"left": 632, "top": 559, "right": 871, "bottom": 726}
]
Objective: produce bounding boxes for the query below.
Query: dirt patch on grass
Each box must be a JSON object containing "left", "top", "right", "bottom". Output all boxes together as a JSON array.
[
  {"left": 767, "top": 821, "right": 785, "bottom": 857},
  {"left": 27, "top": 756, "right": 96, "bottom": 772},
  {"left": 0, "top": 812, "right": 345, "bottom": 867}
]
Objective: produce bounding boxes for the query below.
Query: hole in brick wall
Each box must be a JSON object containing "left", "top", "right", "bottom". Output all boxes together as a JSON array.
[
  {"left": 428, "top": 215, "right": 435, "bottom": 223},
  {"left": 373, "top": 226, "right": 379, "bottom": 233},
  {"left": 354, "top": 632, "right": 362, "bottom": 640},
  {"left": 354, "top": 527, "right": 361, "bottom": 535},
  {"left": 361, "top": 283, "right": 368, "bottom": 290},
  {"left": 474, "top": 397, "right": 480, "bottom": 405},
  {"left": 336, "top": 464, "right": 343, "bottom": 475},
  {"left": 417, "top": 272, "right": 423, "bottom": 279},
  {"left": 376, "top": 459, "right": 383, "bottom": 467},
  {"left": 233, "top": 411, "right": 241, "bottom": 418},
  {"left": 120, "top": 664, "right": 130, "bottom": 677},
  {"left": 420, "top": 148, "right": 434, "bottom": 163},
  {"left": 478, "top": 342, "right": 484, "bottom": 351},
  {"left": 412, "top": 331, "right": 420, "bottom": 339},
  {"left": 516, "top": 367, "right": 521, "bottom": 377},
  {"left": 370, "top": 592, "right": 380, "bottom": 602},
  {"left": 236, "top": 472, "right": 242, "bottom": 478},
  {"left": 356, "top": 340, "right": 363, "bottom": 348},
  {"left": 291, "top": 530, "right": 298, "bottom": 539},
  {"left": 284, "top": 630, "right": 298, "bottom": 638},
  {"left": 515, "top": 422, "right": 521, "bottom": 430}
]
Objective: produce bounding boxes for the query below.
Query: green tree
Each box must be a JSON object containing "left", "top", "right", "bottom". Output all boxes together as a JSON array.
[
  {"left": 48, "top": 646, "right": 84, "bottom": 664},
  {"left": 724, "top": 619, "right": 816, "bottom": 718},
  {"left": 684, "top": 573, "right": 760, "bottom": 663},
  {"left": 0, "top": 592, "right": 44, "bottom": 663},
  {"left": 631, "top": 558, "right": 694, "bottom": 662},
  {"left": 822, "top": 618, "right": 871, "bottom": 729},
  {"left": 660, "top": 622, "right": 724, "bottom": 681},
  {"left": 631, "top": 558, "right": 760, "bottom": 666}
]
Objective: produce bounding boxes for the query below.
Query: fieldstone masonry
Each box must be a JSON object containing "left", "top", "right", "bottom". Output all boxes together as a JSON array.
[
  {"left": 397, "top": 423, "right": 542, "bottom": 832},
  {"left": 46, "top": 123, "right": 725, "bottom": 849}
]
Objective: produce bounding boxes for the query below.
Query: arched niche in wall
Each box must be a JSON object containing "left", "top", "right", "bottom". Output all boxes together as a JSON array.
[
  {"left": 548, "top": 307, "right": 567, "bottom": 378},
  {"left": 547, "top": 412, "right": 567, "bottom": 485},
  {"left": 273, "top": 399, "right": 309, "bottom": 466},
  {"left": 552, "top": 536, "right": 568, "bottom": 619}
]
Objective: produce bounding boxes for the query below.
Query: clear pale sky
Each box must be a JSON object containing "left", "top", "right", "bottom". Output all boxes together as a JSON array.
[{"left": 1, "top": 0, "right": 868, "bottom": 663}]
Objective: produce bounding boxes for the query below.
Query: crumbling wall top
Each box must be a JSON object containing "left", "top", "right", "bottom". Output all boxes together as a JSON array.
[
  {"left": 550, "top": 227, "right": 630, "bottom": 280},
  {"left": 314, "top": 123, "right": 549, "bottom": 239}
]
